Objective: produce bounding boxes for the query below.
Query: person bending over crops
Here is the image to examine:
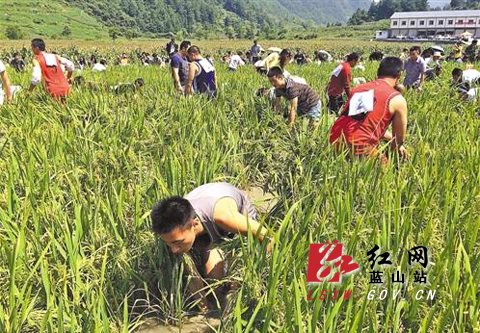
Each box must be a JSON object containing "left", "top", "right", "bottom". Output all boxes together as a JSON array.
[
  {"left": 268, "top": 67, "right": 322, "bottom": 127},
  {"left": 186, "top": 46, "right": 217, "bottom": 99},
  {"left": 228, "top": 51, "right": 246, "bottom": 72},
  {"left": 330, "top": 57, "right": 408, "bottom": 162},
  {"left": 369, "top": 51, "right": 384, "bottom": 62},
  {"left": 92, "top": 59, "right": 107, "bottom": 72},
  {"left": 28, "top": 38, "right": 74, "bottom": 103},
  {"left": 0, "top": 60, "right": 13, "bottom": 106},
  {"left": 10, "top": 53, "right": 26, "bottom": 72},
  {"left": 326, "top": 52, "right": 360, "bottom": 115},
  {"left": 72, "top": 76, "right": 103, "bottom": 91},
  {"left": 171, "top": 40, "right": 191, "bottom": 94},
  {"left": 113, "top": 78, "right": 145, "bottom": 94},
  {"left": 451, "top": 68, "right": 479, "bottom": 101},
  {"left": 151, "top": 182, "right": 270, "bottom": 313},
  {"left": 464, "top": 40, "right": 477, "bottom": 63},
  {"left": 255, "top": 49, "right": 292, "bottom": 76}
]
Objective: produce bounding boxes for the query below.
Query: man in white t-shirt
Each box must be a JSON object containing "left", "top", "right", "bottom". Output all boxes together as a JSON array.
[
  {"left": 425, "top": 52, "right": 442, "bottom": 70},
  {"left": 92, "top": 60, "right": 107, "bottom": 72},
  {"left": 462, "top": 68, "right": 480, "bottom": 85},
  {"left": 228, "top": 52, "right": 246, "bottom": 71},
  {"left": 0, "top": 60, "right": 13, "bottom": 105}
]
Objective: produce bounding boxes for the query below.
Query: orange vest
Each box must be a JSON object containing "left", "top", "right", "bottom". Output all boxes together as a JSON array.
[
  {"left": 330, "top": 79, "right": 400, "bottom": 155},
  {"left": 35, "top": 53, "right": 70, "bottom": 98}
]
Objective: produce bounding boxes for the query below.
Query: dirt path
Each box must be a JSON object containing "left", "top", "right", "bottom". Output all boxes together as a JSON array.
[
  {"left": 136, "top": 317, "right": 221, "bottom": 333},
  {"left": 245, "top": 186, "right": 278, "bottom": 213}
]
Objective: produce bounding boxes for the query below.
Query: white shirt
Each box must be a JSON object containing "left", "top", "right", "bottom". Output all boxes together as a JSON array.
[
  {"left": 462, "top": 69, "right": 480, "bottom": 85},
  {"left": 0, "top": 60, "right": 5, "bottom": 90},
  {"left": 31, "top": 53, "right": 74, "bottom": 86},
  {"left": 228, "top": 55, "right": 245, "bottom": 70},
  {"left": 425, "top": 57, "right": 440, "bottom": 70},
  {"left": 92, "top": 63, "right": 107, "bottom": 72},
  {"left": 467, "top": 88, "right": 478, "bottom": 101}
]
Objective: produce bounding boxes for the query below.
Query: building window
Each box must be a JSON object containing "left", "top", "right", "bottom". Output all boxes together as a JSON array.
[
  {"left": 457, "top": 20, "right": 464, "bottom": 24},
  {"left": 468, "top": 19, "right": 474, "bottom": 24},
  {"left": 419, "top": 20, "right": 425, "bottom": 25},
  {"left": 402, "top": 21, "right": 407, "bottom": 26},
  {"left": 393, "top": 21, "right": 398, "bottom": 26},
  {"left": 411, "top": 20, "right": 415, "bottom": 25},
  {"left": 438, "top": 20, "right": 444, "bottom": 25},
  {"left": 429, "top": 20, "right": 434, "bottom": 25},
  {"left": 448, "top": 20, "right": 454, "bottom": 24}
]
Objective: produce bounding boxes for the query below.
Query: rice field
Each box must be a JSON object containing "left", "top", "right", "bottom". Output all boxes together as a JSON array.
[{"left": 0, "top": 41, "right": 478, "bottom": 332}]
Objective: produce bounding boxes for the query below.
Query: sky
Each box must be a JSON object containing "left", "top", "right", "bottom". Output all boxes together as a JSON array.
[
  {"left": 428, "top": 0, "right": 451, "bottom": 7},
  {"left": 370, "top": 0, "right": 450, "bottom": 6}
]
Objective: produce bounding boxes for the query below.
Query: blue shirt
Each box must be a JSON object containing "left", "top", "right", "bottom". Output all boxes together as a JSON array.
[
  {"left": 404, "top": 57, "right": 427, "bottom": 87},
  {"left": 170, "top": 53, "right": 189, "bottom": 86}
]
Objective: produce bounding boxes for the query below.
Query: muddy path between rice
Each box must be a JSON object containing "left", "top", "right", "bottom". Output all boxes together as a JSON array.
[{"left": 136, "top": 317, "right": 221, "bottom": 333}]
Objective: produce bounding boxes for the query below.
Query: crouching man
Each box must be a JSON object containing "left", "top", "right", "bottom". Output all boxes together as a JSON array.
[
  {"left": 268, "top": 67, "right": 322, "bottom": 127},
  {"left": 329, "top": 57, "right": 408, "bottom": 162},
  {"left": 150, "top": 182, "right": 270, "bottom": 313}
]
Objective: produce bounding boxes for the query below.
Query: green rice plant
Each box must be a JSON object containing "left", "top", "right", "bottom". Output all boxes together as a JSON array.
[{"left": 0, "top": 48, "right": 478, "bottom": 332}]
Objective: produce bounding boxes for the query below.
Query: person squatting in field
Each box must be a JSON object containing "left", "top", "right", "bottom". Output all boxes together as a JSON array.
[
  {"left": 268, "top": 67, "right": 322, "bottom": 127},
  {"left": 451, "top": 67, "right": 479, "bottom": 101},
  {"left": 150, "top": 182, "right": 271, "bottom": 313},
  {"left": 329, "top": 57, "right": 408, "bottom": 163},
  {"left": 0, "top": 60, "right": 13, "bottom": 106},
  {"left": 0, "top": 60, "right": 22, "bottom": 106},
  {"left": 72, "top": 76, "right": 145, "bottom": 95},
  {"left": 185, "top": 45, "right": 217, "bottom": 99},
  {"left": 326, "top": 52, "right": 360, "bottom": 115},
  {"left": 28, "top": 38, "right": 74, "bottom": 103}
]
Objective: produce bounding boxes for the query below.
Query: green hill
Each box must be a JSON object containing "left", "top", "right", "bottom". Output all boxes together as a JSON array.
[
  {"left": 65, "top": 0, "right": 277, "bottom": 37},
  {"left": 1, "top": 0, "right": 377, "bottom": 40},
  {"left": 0, "top": 0, "right": 108, "bottom": 39},
  {"left": 258, "top": 0, "right": 372, "bottom": 25}
]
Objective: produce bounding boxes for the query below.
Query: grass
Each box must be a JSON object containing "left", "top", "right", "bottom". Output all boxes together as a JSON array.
[
  {"left": 0, "top": 0, "right": 107, "bottom": 40},
  {"left": 0, "top": 50, "right": 478, "bottom": 332},
  {"left": 0, "top": 39, "right": 419, "bottom": 62}
]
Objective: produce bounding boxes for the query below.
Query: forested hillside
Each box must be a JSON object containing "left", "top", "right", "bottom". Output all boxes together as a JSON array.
[
  {"left": 65, "top": 0, "right": 277, "bottom": 38},
  {"left": 258, "top": 0, "right": 372, "bottom": 25}
]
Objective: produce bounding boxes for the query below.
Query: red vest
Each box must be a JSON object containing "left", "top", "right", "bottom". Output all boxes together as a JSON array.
[
  {"left": 35, "top": 53, "right": 70, "bottom": 98},
  {"left": 329, "top": 79, "right": 400, "bottom": 155},
  {"left": 327, "top": 62, "right": 351, "bottom": 97}
]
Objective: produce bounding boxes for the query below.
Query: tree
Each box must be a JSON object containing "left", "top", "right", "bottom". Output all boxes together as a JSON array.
[
  {"left": 108, "top": 28, "right": 121, "bottom": 40},
  {"left": 225, "top": 26, "right": 235, "bottom": 39},
  {"left": 62, "top": 25, "right": 72, "bottom": 37},
  {"left": 450, "top": 0, "right": 466, "bottom": 9},
  {"left": 124, "top": 29, "right": 139, "bottom": 39},
  {"left": 466, "top": 0, "right": 479, "bottom": 9},
  {"left": 348, "top": 9, "right": 371, "bottom": 25},
  {"left": 5, "top": 26, "right": 24, "bottom": 40}
]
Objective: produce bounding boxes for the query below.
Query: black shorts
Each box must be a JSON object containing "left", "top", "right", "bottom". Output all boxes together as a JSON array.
[{"left": 328, "top": 95, "right": 345, "bottom": 115}]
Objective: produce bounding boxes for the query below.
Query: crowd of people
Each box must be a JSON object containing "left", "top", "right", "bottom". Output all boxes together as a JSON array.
[{"left": 0, "top": 37, "right": 479, "bottom": 316}]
